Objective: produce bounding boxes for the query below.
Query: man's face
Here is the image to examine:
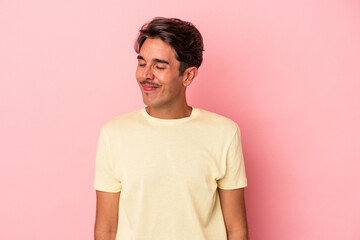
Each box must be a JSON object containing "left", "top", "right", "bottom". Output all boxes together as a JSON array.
[{"left": 136, "top": 38, "right": 186, "bottom": 108}]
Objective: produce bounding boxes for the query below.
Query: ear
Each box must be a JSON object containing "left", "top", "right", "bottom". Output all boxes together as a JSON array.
[{"left": 182, "top": 67, "right": 198, "bottom": 87}]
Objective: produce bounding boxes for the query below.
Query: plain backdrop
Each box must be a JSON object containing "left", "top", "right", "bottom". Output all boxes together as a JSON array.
[{"left": 1, "top": 0, "right": 359, "bottom": 239}]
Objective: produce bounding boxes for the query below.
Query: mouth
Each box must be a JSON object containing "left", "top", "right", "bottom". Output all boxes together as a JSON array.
[{"left": 141, "top": 83, "right": 160, "bottom": 92}]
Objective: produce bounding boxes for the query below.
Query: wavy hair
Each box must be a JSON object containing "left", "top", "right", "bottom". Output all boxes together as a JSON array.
[{"left": 134, "top": 17, "right": 204, "bottom": 76}]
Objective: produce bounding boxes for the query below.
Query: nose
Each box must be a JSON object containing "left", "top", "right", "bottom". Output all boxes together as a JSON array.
[{"left": 143, "top": 65, "right": 154, "bottom": 80}]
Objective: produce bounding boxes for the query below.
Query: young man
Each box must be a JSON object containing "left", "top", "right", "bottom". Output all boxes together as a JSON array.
[{"left": 94, "top": 17, "right": 248, "bottom": 240}]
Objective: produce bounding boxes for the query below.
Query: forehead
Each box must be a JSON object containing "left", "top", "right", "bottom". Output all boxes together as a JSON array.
[{"left": 139, "top": 38, "right": 177, "bottom": 63}]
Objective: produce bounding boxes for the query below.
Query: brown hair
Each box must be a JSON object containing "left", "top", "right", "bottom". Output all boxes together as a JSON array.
[{"left": 134, "top": 17, "right": 204, "bottom": 76}]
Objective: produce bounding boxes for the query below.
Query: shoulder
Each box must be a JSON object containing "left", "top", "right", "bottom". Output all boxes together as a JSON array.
[
  {"left": 101, "top": 108, "right": 143, "bottom": 133},
  {"left": 196, "top": 108, "right": 239, "bottom": 133}
]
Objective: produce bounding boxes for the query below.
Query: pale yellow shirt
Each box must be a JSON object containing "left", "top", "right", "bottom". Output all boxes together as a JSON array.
[{"left": 94, "top": 107, "right": 247, "bottom": 240}]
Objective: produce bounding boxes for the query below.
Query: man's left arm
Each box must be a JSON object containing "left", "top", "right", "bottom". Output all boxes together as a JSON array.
[{"left": 218, "top": 187, "right": 248, "bottom": 240}]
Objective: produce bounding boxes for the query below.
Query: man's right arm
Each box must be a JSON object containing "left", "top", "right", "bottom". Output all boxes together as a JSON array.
[{"left": 94, "top": 191, "right": 120, "bottom": 240}]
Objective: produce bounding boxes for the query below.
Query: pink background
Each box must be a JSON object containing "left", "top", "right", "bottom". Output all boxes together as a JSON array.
[{"left": 1, "top": 0, "right": 359, "bottom": 239}]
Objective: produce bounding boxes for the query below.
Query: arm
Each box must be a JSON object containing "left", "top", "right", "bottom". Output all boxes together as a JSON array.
[
  {"left": 218, "top": 187, "right": 248, "bottom": 240},
  {"left": 94, "top": 191, "right": 120, "bottom": 240}
]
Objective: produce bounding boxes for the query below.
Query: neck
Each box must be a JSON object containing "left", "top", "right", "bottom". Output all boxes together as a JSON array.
[{"left": 146, "top": 103, "right": 193, "bottom": 119}]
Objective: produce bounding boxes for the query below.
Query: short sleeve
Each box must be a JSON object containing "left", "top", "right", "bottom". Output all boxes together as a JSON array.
[
  {"left": 94, "top": 126, "right": 122, "bottom": 192},
  {"left": 217, "top": 126, "right": 247, "bottom": 189}
]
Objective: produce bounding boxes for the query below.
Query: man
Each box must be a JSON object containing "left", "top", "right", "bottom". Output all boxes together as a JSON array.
[{"left": 94, "top": 17, "right": 248, "bottom": 240}]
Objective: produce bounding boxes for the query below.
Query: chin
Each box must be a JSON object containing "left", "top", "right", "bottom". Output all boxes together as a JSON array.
[
  {"left": 142, "top": 99, "right": 154, "bottom": 107},
  {"left": 143, "top": 100, "right": 163, "bottom": 108},
  {"left": 143, "top": 102, "right": 157, "bottom": 108}
]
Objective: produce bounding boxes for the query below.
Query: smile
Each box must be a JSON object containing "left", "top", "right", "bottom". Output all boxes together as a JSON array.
[{"left": 142, "top": 84, "right": 160, "bottom": 92}]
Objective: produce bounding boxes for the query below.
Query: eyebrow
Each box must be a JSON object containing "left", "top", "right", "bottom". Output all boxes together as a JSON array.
[{"left": 137, "top": 55, "right": 169, "bottom": 64}]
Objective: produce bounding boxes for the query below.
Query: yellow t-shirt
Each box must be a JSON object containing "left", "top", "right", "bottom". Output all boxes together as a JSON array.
[{"left": 94, "top": 106, "right": 247, "bottom": 240}]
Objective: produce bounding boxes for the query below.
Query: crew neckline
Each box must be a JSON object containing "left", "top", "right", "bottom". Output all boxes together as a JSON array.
[{"left": 141, "top": 106, "right": 199, "bottom": 125}]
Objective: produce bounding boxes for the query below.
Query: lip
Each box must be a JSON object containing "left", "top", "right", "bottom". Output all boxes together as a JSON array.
[{"left": 142, "top": 84, "right": 160, "bottom": 92}]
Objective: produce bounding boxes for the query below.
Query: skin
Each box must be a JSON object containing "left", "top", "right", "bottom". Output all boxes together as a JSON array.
[
  {"left": 94, "top": 191, "right": 119, "bottom": 240},
  {"left": 135, "top": 38, "right": 197, "bottom": 119},
  {"left": 218, "top": 188, "right": 249, "bottom": 240},
  {"left": 94, "top": 37, "right": 248, "bottom": 240}
]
